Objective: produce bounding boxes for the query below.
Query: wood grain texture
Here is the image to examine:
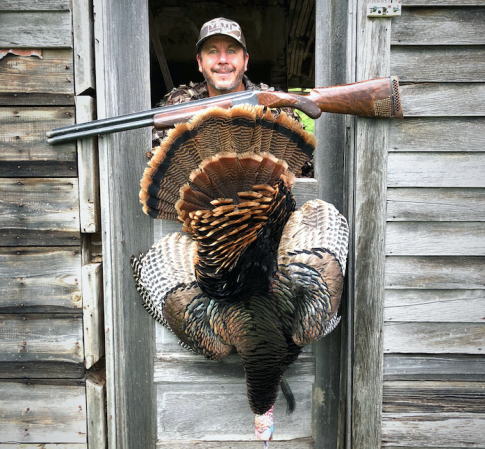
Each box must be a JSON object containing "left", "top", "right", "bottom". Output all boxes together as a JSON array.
[
  {"left": 0, "top": 361, "right": 84, "bottom": 379},
  {"left": 392, "top": 8, "right": 485, "bottom": 45},
  {"left": 391, "top": 46, "right": 485, "bottom": 82},
  {"left": 383, "top": 354, "right": 485, "bottom": 381},
  {"left": 72, "top": 0, "right": 95, "bottom": 95},
  {"left": 401, "top": 0, "right": 485, "bottom": 4},
  {"left": 400, "top": 83, "right": 485, "bottom": 117},
  {"left": 0, "top": 382, "right": 86, "bottom": 443},
  {"left": 0, "top": 50, "right": 73, "bottom": 96},
  {"left": 352, "top": 2, "right": 391, "bottom": 447},
  {"left": 0, "top": 107, "right": 76, "bottom": 177},
  {"left": 387, "top": 188, "right": 485, "bottom": 222},
  {"left": 383, "top": 381, "right": 485, "bottom": 413},
  {"left": 157, "top": 382, "right": 313, "bottom": 441},
  {"left": 385, "top": 222, "right": 485, "bottom": 256},
  {"left": 386, "top": 256, "right": 485, "bottom": 289},
  {"left": 0, "top": 314, "right": 83, "bottom": 363},
  {"left": 0, "top": 93, "right": 75, "bottom": 107},
  {"left": 0, "top": 11, "right": 72, "bottom": 48},
  {"left": 383, "top": 322, "right": 485, "bottom": 354},
  {"left": 381, "top": 413, "right": 485, "bottom": 447},
  {"left": 0, "top": 178, "right": 80, "bottom": 246},
  {"left": 157, "top": 441, "right": 314, "bottom": 449},
  {"left": 388, "top": 152, "right": 485, "bottom": 188},
  {"left": 86, "top": 371, "right": 107, "bottom": 449},
  {"left": 76, "top": 96, "right": 100, "bottom": 233},
  {"left": 82, "top": 263, "right": 104, "bottom": 369},
  {"left": 0, "top": 0, "right": 71, "bottom": 10},
  {"left": 0, "top": 247, "right": 82, "bottom": 310},
  {"left": 384, "top": 289, "right": 485, "bottom": 322},
  {"left": 0, "top": 446, "right": 86, "bottom": 448},
  {"left": 93, "top": 0, "right": 155, "bottom": 447},
  {"left": 389, "top": 117, "right": 485, "bottom": 152}
]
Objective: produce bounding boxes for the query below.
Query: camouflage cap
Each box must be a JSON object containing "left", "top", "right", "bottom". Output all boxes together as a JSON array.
[{"left": 196, "top": 18, "right": 247, "bottom": 52}]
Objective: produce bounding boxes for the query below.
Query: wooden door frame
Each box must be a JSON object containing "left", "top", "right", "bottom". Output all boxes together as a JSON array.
[{"left": 93, "top": 0, "right": 157, "bottom": 447}]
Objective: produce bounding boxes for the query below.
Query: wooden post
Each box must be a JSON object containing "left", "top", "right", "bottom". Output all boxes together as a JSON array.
[{"left": 93, "top": 0, "right": 156, "bottom": 447}]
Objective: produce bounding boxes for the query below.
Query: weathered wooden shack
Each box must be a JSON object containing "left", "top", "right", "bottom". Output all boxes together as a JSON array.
[{"left": 0, "top": 0, "right": 484, "bottom": 448}]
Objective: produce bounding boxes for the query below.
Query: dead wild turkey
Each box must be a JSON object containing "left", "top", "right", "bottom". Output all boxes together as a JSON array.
[{"left": 131, "top": 105, "right": 348, "bottom": 446}]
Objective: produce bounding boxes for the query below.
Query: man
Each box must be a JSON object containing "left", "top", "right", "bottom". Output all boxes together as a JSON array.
[{"left": 152, "top": 17, "right": 303, "bottom": 148}]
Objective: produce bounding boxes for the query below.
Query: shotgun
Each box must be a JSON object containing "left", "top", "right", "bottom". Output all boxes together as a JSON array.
[{"left": 46, "top": 76, "right": 402, "bottom": 145}]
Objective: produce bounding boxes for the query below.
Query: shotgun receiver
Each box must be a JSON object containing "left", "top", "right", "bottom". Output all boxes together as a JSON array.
[{"left": 47, "top": 76, "right": 402, "bottom": 145}]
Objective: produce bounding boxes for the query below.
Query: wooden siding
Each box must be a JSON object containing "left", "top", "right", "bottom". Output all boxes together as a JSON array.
[{"left": 382, "top": 3, "right": 485, "bottom": 448}]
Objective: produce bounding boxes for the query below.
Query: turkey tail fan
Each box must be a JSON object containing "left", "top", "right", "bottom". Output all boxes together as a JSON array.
[{"left": 139, "top": 105, "right": 316, "bottom": 220}]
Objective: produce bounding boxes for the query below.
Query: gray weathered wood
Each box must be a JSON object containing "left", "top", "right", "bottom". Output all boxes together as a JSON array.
[
  {"left": 0, "top": 445, "right": 86, "bottom": 448},
  {"left": 0, "top": 361, "right": 84, "bottom": 379},
  {"left": 0, "top": 0, "right": 71, "bottom": 9},
  {"left": 0, "top": 178, "right": 81, "bottom": 246},
  {"left": 351, "top": 2, "right": 391, "bottom": 447},
  {"left": 383, "top": 381, "right": 485, "bottom": 413},
  {"left": 0, "top": 11, "right": 72, "bottom": 48},
  {"left": 381, "top": 413, "right": 485, "bottom": 447},
  {"left": 388, "top": 153, "right": 485, "bottom": 188},
  {"left": 82, "top": 263, "right": 104, "bottom": 369},
  {"left": 73, "top": 0, "right": 95, "bottom": 95},
  {"left": 154, "top": 353, "right": 315, "bottom": 384},
  {"left": 386, "top": 256, "right": 485, "bottom": 289},
  {"left": 93, "top": 0, "right": 156, "bottom": 447},
  {"left": 400, "top": 83, "right": 485, "bottom": 117},
  {"left": 383, "top": 354, "right": 485, "bottom": 381},
  {"left": 384, "top": 289, "right": 485, "bottom": 322},
  {"left": 385, "top": 222, "right": 485, "bottom": 256},
  {"left": 0, "top": 314, "right": 83, "bottom": 363},
  {"left": 86, "top": 370, "right": 107, "bottom": 449},
  {"left": 157, "top": 382, "right": 313, "bottom": 441},
  {"left": 0, "top": 247, "right": 82, "bottom": 309},
  {"left": 0, "top": 49, "right": 74, "bottom": 96},
  {"left": 0, "top": 93, "right": 75, "bottom": 107},
  {"left": 391, "top": 46, "right": 485, "bottom": 83},
  {"left": 0, "top": 107, "right": 76, "bottom": 177},
  {"left": 0, "top": 382, "right": 86, "bottom": 443},
  {"left": 76, "top": 96, "right": 100, "bottom": 233},
  {"left": 383, "top": 322, "right": 485, "bottom": 354},
  {"left": 387, "top": 188, "right": 485, "bottom": 221},
  {"left": 389, "top": 117, "right": 485, "bottom": 152},
  {"left": 392, "top": 8, "right": 485, "bottom": 46},
  {"left": 157, "top": 441, "right": 314, "bottom": 448},
  {"left": 401, "top": 0, "right": 485, "bottom": 4}
]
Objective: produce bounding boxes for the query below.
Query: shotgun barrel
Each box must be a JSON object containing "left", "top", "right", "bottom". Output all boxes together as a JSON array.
[{"left": 47, "top": 76, "right": 402, "bottom": 145}]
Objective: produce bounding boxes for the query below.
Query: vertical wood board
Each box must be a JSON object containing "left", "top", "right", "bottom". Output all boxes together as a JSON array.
[{"left": 86, "top": 371, "right": 107, "bottom": 449}]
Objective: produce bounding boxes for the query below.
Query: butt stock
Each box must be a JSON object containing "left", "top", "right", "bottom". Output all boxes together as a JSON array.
[{"left": 307, "top": 76, "right": 403, "bottom": 118}]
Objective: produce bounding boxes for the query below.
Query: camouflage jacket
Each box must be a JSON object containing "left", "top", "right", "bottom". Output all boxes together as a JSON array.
[{"left": 151, "top": 75, "right": 302, "bottom": 148}]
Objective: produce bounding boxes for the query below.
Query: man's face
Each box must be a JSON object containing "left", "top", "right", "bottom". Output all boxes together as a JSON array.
[{"left": 197, "top": 35, "right": 249, "bottom": 95}]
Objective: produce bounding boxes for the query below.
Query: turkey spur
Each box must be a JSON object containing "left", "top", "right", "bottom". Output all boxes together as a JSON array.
[{"left": 131, "top": 105, "right": 349, "bottom": 445}]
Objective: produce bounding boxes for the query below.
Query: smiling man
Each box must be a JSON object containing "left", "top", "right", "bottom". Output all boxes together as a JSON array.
[{"left": 152, "top": 17, "right": 302, "bottom": 148}]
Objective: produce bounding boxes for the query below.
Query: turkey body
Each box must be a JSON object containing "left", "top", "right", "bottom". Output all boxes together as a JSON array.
[{"left": 131, "top": 105, "right": 348, "bottom": 436}]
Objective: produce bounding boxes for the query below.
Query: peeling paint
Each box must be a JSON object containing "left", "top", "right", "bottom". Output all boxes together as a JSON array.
[{"left": 0, "top": 49, "right": 43, "bottom": 60}]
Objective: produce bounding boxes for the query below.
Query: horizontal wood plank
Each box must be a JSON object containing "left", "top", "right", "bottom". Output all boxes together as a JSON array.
[
  {"left": 157, "top": 382, "right": 312, "bottom": 441},
  {"left": 389, "top": 117, "right": 485, "bottom": 152},
  {"left": 391, "top": 46, "right": 485, "bottom": 82},
  {"left": 383, "top": 322, "right": 485, "bottom": 354},
  {"left": 0, "top": 382, "right": 86, "bottom": 443},
  {"left": 386, "top": 222, "right": 485, "bottom": 256},
  {"left": 0, "top": 446, "right": 86, "bottom": 448},
  {"left": 385, "top": 289, "right": 485, "bottom": 322},
  {"left": 382, "top": 413, "right": 485, "bottom": 447},
  {"left": 0, "top": 247, "right": 82, "bottom": 311},
  {"left": 0, "top": 0, "right": 71, "bottom": 10},
  {"left": 0, "top": 11, "right": 72, "bottom": 48},
  {"left": 157, "top": 440, "right": 314, "bottom": 448},
  {"left": 0, "top": 93, "right": 75, "bottom": 107},
  {"left": 0, "top": 49, "right": 74, "bottom": 96},
  {"left": 401, "top": 0, "right": 485, "bottom": 4},
  {"left": 392, "top": 8, "right": 485, "bottom": 45},
  {"left": 388, "top": 152, "right": 485, "bottom": 188},
  {"left": 0, "top": 361, "right": 84, "bottom": 379},
  {"left": 0, "top": 178, "right": 81, "bottom": 246},
  {"left": 386, "top": 256, "right": 485, "bottom": 289},
  {"left": 0, "top": 314, "right": 83, "bottom": 364},
  {"left": 383, "top": 354, "right": 485, "bottom": 381},
  {"left": 154, "top": 352, "right": 315, "bottom": 384},
  {"left": 383, "top": 381, "right": 485, "bottom": 413},
  {"left": 400, "top": 83, "right": 485, "bottom": 117},
  {"left": 387, "top": 188, "right": 485, "bottom": 221}
]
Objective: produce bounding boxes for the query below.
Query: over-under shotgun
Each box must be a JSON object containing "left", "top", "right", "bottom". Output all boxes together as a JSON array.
[{"left": 47, "top": 76, "right": 402, "bottom": 145}]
